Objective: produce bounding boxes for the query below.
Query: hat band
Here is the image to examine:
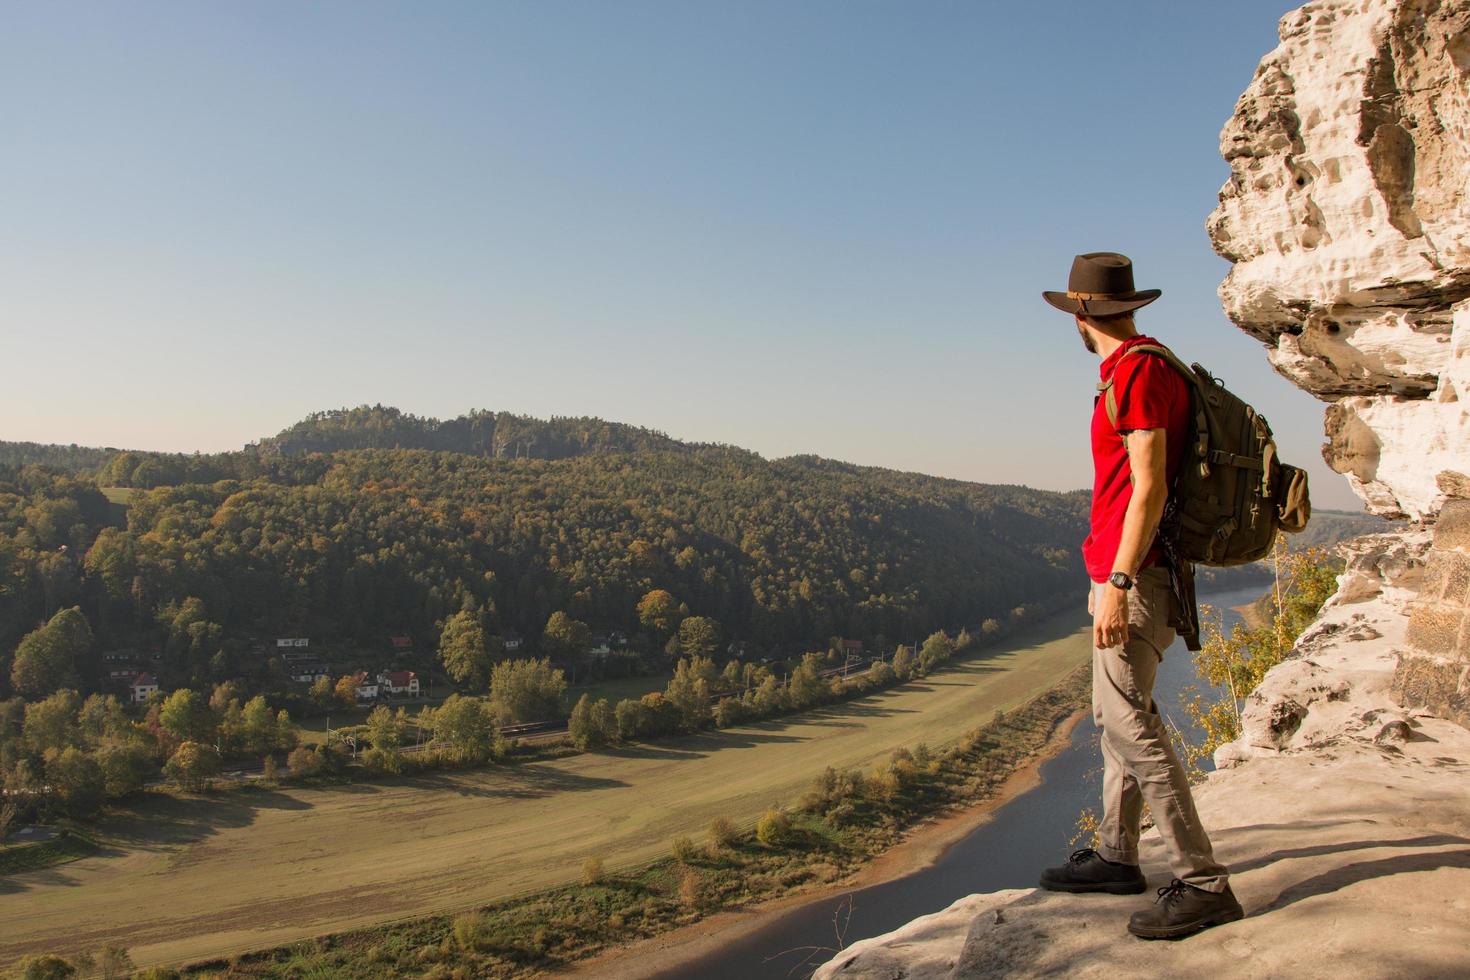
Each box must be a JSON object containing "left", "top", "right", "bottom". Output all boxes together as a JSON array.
[{"left": 1066, "top": 290, "right": 1138, "bottom": 300}]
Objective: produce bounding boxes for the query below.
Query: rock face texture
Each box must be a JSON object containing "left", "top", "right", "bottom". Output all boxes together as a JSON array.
[
  {"left": 1207, "top": 0, "right": 1470, "bottom": 521},
  {"left": 814, "top": 2, "right": 1470, "bottom": 976}
]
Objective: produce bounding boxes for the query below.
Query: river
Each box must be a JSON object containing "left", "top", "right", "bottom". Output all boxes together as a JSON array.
[{"left": 655, "top": 584, "right": 1264, "bottom": 980}]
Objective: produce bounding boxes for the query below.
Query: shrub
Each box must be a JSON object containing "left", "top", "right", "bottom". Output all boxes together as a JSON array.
[
  {"left": 286, "top": 745, "right": 322, "bottom": 778},
  {"left": 708, "top": 816, "right": 738, "bottom": 848},
  {"left": 13, "top": 955, "right": 76, "bottom": 980},
  {"left": 677, "top": 869, "right": 706, "bottom": 909},
  {"left": 671, "top": 834, "right": 699, "bottom": 863},
  {"left": 867, "top": 660, "right": 895, "bottom": 687},
  {"left": 755, "top": 808, "right": 791, "bottom": 847},
  {"left": 451, "top": 912, "right": 488, "bottom": 952},
  {"left": 582, "top": 856, "right": 604, "bottom": 886}
]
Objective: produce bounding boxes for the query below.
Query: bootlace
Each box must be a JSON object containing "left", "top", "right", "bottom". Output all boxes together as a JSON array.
[
  {"left": 1154, "top": 878, "right": 1189, "bottom": 905},
  {"left": 1068, "top": 848, "right": 1099, "bottom": 864}
]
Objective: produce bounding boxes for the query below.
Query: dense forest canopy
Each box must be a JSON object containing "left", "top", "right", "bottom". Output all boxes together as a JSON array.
[{"left": 0, "top": 407, "right": 1091, "bottom": 699}]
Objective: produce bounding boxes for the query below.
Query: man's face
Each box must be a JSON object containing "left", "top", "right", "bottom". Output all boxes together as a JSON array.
[{"left": 1075, "top": 317, "right": 1097, "bottom": 354}]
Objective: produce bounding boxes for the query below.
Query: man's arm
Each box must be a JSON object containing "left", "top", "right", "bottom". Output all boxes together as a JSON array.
[{"left": 1093, "top": 427, "right": 1168, "bottom": 649}]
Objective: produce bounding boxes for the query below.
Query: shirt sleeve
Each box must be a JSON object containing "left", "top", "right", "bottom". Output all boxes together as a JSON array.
[{"left": 1112, "top": 355, "right": 1179, "bottom": 433}]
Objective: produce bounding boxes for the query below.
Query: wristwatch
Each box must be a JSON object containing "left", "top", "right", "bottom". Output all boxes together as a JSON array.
[{"left": 1107, "top": 571, "right": 1134, "bottom": 591}]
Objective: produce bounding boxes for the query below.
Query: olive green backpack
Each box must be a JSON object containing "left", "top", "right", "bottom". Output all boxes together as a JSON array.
[{"left": 1100, "top": 344, "right": 1312, "bottom": 646}]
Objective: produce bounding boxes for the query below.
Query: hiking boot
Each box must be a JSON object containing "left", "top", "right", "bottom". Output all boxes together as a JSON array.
[
  {"left": 1127, "top": 879, "right": 1244, "bottom": 939},
  {"left": 1038, "top": 848, "right": 1147, "bottom": 895}
]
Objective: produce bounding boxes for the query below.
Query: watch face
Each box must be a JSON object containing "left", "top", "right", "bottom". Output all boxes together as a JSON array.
[{"left": 1109, "top": 572, "right": 1132, "bottom": 590}]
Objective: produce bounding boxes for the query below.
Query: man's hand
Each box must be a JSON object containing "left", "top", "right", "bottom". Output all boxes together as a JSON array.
[
  {"left": 1093, "top": 584, "right": 1129, "bottom": 649},
  {"left": 1087, "top": 587, "right": 1095, "bottom": 616}
]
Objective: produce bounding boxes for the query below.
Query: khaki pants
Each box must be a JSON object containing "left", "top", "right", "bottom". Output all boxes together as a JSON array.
[{"left": 1091, "top": 565, "right": 1228, "bottom": 892}]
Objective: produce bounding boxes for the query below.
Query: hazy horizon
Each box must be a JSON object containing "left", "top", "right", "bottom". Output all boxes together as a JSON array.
[{"left": 2, "top": 1, "right": 1360, "bottom": 508}]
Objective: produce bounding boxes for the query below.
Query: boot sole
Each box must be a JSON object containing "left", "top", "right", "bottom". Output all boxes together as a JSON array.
[
  {"left": 1038, "top": 878, "right": 1147, "bottom": 895},
  {"left": 1128, "top": 904, "right": 1245, "bottom": 940}
]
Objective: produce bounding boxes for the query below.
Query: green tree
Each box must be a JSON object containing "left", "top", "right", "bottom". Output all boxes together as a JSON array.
[
  {"left": 165, "top": 741, "right": 221, "bottom": 791},
  {"left": 664, "top": 658, "right": 712, "bottom": 731},
  {"left": 308, "top": 675, "right": 334, "bottom": 708},
  {"left": 488, "top": 657, "right": 566, "bottom": 724},
  {"left": 676, "top": 616, "right": 721, "bottom": 661},
  {"left": 45, "top": 746, "right": 106, "bottom": 815},
  {"left": 77, "top": 693, "right": 128, "bottom": 743},
  {"left": 541, "top": 611, "right": 591, "bottom": 661},
  {"left": 918, "top": 630, "right": 954, "bottom": 674},
  {"left": 96, "top": 742, "right": 155, "bottom": 797},
  {"left": 158, "top": 689, "right": 216, "bottom": 745},
  {"left": 240, "top": 695, "right": 279, "bottom": 755},
  {"left": 23, "top": 690, "right": 81, "bottom": 755},
  {"left": 439, "top": 609, "right": 491, "bottom": 689},
  {"left": 431, "top": 694, "right": 500, "bottom": 762},
  {"left": 10, "top": 606, "right": 91, "bottom": 696},
  {"left": 636, "top": 589, "right": 681, "bottom": 637},
  {"left": 891, "top": 645, "right": 915, "bottom": 681}
]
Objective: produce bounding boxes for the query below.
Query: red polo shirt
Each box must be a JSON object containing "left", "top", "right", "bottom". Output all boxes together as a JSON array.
[{"left": 1082, "top": 335, "right": 1190, "bottom": 583}]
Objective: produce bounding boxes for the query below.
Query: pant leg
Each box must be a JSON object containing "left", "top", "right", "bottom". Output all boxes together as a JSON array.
[
  {"left": 1094, "top": 637, "right": 1146, "bottom": 864},
  {"left": 1092, "top": 567, "right": 1229, "bottom": 892}
]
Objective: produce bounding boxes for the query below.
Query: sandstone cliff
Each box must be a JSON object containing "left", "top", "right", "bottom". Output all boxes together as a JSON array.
[{"left": 815, "top": 2, "right": 1470, "bottom": 975}]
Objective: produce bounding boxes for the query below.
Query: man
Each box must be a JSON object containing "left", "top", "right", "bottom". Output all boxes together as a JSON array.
[{"left": 1036, "top": 252, "right": 1243, "bottom": 939}]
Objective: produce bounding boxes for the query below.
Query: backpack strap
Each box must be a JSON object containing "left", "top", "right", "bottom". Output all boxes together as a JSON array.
[{"left": 1096, "top": 344, "right": 1199, "bottom": 430}]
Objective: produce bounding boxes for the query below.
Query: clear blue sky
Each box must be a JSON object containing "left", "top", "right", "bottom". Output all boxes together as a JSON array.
[{"left": 1, "top": 1, "right": 1356, "bottom": 508}]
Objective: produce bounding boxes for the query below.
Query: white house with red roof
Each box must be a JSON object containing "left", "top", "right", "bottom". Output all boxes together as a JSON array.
[
  {"left": 129, "top": 672, "right": 159, "bottom": 704},
  {"left": 376, "top": 670, "right": 419, "bottom": 697}
]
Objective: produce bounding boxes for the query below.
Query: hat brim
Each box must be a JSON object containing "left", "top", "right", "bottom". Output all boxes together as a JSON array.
[{"left": 1041, "top": 289, "right": 1161, "bottom": 317}]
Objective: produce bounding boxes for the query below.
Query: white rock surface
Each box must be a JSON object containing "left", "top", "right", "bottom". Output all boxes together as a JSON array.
[
  {"left": 1207, "top": 0, "right": 1470, "bottom": 520},
  {"left": 814, "top": 571, "right": 1470, "bottom": 979}
]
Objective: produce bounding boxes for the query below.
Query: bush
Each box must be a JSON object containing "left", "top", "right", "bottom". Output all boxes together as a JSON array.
[
  {"left": 755, "top": 808, "right": 791, "bottom": 847},
  {"left": 582, "top": 856, "right": 604, "bottom": 886},
  {"left": 286, "top": 745, "right": 322, "bottom": 778},
  {"left": 13, "top": 955, "right": 76, "bottom": 980},
  {"left": 708, "top": 816, "right": 738, "bottom": 848},
  {"left": 677, "top": 869, "right": 706, "bottom": 909},
  {"left": 451, "top": 912, "right": 488, "bottom": 952},
  {"left": 671, "top": 834, "right": 699, "bottom": 863}
]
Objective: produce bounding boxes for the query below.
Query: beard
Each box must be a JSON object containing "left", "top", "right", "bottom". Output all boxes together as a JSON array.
[{"left": 1077, "top": 322, "right": 1097, "bottom": 354}]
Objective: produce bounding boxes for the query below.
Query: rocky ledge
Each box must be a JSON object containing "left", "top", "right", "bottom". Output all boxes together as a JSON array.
[{"left": 814, "top": 542, "right": 1470, "bottom": 978}]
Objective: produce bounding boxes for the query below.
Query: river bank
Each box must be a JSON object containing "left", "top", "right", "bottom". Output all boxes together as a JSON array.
[{"left": 569, "top": 709, "right": 1089, "bottom": 980}]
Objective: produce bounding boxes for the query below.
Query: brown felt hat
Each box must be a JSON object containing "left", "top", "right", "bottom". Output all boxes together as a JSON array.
[{"left": 1042, "top": 252, "right": 1161, "bottom": 317}]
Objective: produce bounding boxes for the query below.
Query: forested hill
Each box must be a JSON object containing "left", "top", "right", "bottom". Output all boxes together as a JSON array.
[
  {"left": 253, "top": 405, "right": 699, "bottom": 460},
  {"left": 0, "top": 435, "right": 1090, "bottom": 691}
]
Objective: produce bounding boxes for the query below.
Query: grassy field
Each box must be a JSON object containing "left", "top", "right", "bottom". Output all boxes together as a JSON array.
[{"left": 0, "top": 610, "right": 1090, "bottom": 971}]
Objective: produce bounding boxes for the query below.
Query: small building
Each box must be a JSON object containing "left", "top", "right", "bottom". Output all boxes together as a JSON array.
[
  {"left": 130, "top": 673, "right": 159, "bottom": 704},
  {"left": 502, "top": 630, "right": 524, "bottom": 652},
  {"left": 589, "top": 635, "right": 611, "bottom": 656},
  {"left": 388, "top": 634, "right": 413, "bottom": 651},
  {"left": 109, "top": 667, "right": 140, "bottom": 682},
  {"left": 275, "top": 637, "right": 309, "bottom": 648},
  {"left": 608, "top": 630, "right": 629, "bottom": 648},
  {"left": 289, "top": 662, "right": 332, "bottom": 684},
  {"left": 841, "top": 639, "right": 865, "bottom": 657},
  {"left": 377, "top": 670, "right": 420, "bottom": 697},
  {"left": 349, "top": 670, "right": 379, "bottom": 702}
]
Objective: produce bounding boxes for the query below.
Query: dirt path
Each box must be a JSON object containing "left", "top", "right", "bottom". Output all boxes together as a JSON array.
[{"left": 0, "top": 617, "right": 1089, "bottom": 970}]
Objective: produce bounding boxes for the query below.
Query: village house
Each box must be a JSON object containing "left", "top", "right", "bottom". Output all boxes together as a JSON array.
[
  {"left": 349, "top": 670, "right": 379, "bottom": 702},
  {"left": 289, "top": 661, "right": 332, "bottom": 684},
  {"left": 589, "top": 635, "right": 612, "bottom": 656},
  {"left": 841, "top": 638, "right": 864, "bottom": 658},
  {"left": 376, "top": 670, "right": 420, "bottom": 697},
  {"left": 502, "top": 630, "right": 524, "bottom": 652},
  {"left": 388, "top": 634, "right": 413, "bottom": 652},
  {"left": 130, "top": 672, "right": 159, "bottom": 704}
]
